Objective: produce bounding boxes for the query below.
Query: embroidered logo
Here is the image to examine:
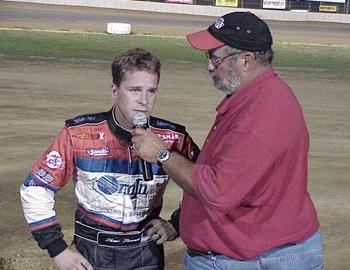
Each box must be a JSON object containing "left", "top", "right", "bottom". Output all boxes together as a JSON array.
[
  {"left": 157, "top": 132, "right": 180, "bottom": 145},
  {"left": 74, "top": 116, "right": 96, "bottom": 124},
  {"left": 94, "top": 175, "right": 148, "bottom": 197},
  {"left": 35, "top": 168, "right": 54, "bottom": 183},
  {"left": 98, "top": 132, "right": 105, "bottom": 140},
  {"left": 87, "top": 147, "right": 110, "bottom": 156},
  {"left": 75, "top": 133, "right": 89, "bottom": 139},
  {"left": 74, "top": 132, "right": 105, "bottom": 140},
  {"left": 45, "top": 151, "right": 63, "bottom": 169},
  {"left": 215, "top": 18, "right": 225, "bottom": 29}
]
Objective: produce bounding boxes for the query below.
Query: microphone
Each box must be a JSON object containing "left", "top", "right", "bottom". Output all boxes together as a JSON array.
[{"left": 132, "top": 113, "right": 153, "bottom": 181}]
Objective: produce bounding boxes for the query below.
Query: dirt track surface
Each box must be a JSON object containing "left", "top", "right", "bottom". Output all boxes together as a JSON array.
[{"left": 0, "top": 2, "right": 350, "bottom": 270}]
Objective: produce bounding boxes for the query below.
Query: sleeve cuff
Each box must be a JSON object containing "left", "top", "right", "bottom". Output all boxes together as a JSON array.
[
  {"left": 47, "top": 238, "right": 68, "bottom": 258},
  {"left": 168, "top": 208, "right": 181, "bottom": 237}
]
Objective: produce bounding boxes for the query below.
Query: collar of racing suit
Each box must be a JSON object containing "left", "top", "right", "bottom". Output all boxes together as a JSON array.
[{"left": 107, "top": 106, "right": 133, "bottom": 146}]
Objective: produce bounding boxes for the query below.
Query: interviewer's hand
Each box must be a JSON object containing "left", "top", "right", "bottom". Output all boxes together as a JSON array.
[
  {"left": 145, "top": 218, "right": 178, "bottom": 245},
  {"left": 53, "top": 246, "right": 93, "bottom": 270},
  {"left": 132, "top": 128, "right": 167, "bottom": 163}
]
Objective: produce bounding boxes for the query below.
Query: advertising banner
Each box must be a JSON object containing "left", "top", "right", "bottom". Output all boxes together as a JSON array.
[
  {"left": 319, "top": 5, "right": 337, "bottom": 11},
  {"left": 166, "top": 0, "right": 194, "bottom": 4},
  {"left": 216, "top": 0, "right": 239, "bottom": 7},
  {"left": 307, "top": 0, "right": 344, "bottom": 3},
  {"left": 263, "top": 0, "right": 286, "bottom": 9}
]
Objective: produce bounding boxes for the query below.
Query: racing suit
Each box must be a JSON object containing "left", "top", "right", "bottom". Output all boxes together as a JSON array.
[{"left": 20, "top": 106, "right": 199, "bottom": 269}]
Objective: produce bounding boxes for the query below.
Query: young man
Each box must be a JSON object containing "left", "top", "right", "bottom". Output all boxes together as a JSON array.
[
  {"left": 132, "top": 12, "right": 324, "bottom": 270},
  {"left": 20, "top": 48, "right": 199, "bottom": 270}
]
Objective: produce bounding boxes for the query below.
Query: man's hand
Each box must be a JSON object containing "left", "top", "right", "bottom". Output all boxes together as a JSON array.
[
  {"left": 145, "top": 219, "right": 178, "bottom": 245},
  {"left": 132, "top": 128, "right": 167, "bottom": 163},
  {"left": 53, "top": 246, "right": 93, "bottom": 270},
  {"left": 133, "top": 127, "right": 197, "bottom": 197}
]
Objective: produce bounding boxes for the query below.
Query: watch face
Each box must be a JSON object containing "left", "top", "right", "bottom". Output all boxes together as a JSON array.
[
  {"left": 157, "top": 149, "right": 170, "bottom": 163},
  {"left": 159, "top": 150, "right": 168, "bottom": 159}
]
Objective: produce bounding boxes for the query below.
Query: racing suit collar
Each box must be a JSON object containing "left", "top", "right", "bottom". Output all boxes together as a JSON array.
[{"left": 107, "top": 106, "right": 133, "bottom": 145}]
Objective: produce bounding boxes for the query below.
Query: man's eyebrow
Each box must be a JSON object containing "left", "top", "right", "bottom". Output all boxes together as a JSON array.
[
  {"left": 127, "top": 86, "right": 142, "bottom": 90},
  {"left": 126, "top": 86, "right": 158, "bottom": 91}
]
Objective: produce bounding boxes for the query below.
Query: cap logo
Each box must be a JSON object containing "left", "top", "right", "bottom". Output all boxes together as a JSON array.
[{"left": 214, "top": 18, "right": 225, "bottom": 29}]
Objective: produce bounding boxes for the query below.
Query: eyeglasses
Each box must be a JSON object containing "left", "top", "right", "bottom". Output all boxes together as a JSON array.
[{"left": 205, "top": 51, "right": 240, "bottom": 68}]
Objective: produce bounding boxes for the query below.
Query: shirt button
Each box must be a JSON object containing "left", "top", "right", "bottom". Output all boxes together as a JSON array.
[{"left": 213, "top": 126, "right": 217, "bottom": 130}]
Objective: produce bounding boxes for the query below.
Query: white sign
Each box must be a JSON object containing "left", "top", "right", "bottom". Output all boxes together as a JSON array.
[
  {"left": 263, "top": 0, "right": 286, "bottom": 9},
  {"left": 166, "top": 0, "right": 194, "bottom": 3}
]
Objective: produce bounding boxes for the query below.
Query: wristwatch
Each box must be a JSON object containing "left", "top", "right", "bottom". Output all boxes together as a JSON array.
[{"left": 156, "top": 149, "right": 171, "bottom": 164}]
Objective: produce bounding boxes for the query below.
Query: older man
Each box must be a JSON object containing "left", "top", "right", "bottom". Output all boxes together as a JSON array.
[{"left": 132, "top": 12, "right": 324, "bottom": 270}]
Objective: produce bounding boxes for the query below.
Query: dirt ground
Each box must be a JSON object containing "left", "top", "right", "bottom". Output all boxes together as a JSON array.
[{"left": 1, "top": 3, "right": 350, "bottom": 270}]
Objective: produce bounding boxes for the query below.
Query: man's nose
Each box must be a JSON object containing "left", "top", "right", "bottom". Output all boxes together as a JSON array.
[
  {"left": 207, "top": 61, "right": 215, "bottom": 73},
  {"left": 207, "top": 61, "right": 215, "bottom": 72},
  {"left": 138, "top": 92, "right": 147, "bottom": 105}
]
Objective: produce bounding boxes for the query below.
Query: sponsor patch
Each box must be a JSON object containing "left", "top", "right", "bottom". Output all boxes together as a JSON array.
[
  {"left": 35, "top": 168, "right": 54, "bottom": 183},
  {"left": 87, "top": 147, "right": 110, "bottom": 156},
  {"left": 98, "top": 132, "right": 105, "bottom": 140},
  {"left": 23, "top": 174, "right": 38, "bottom": 187},
  {"left": 93, "top": 175, "right": 148, "bottom": 198},
  {"left": 45, "top": 151, "right": 63, "bottom": 169},
  {"left": 74, "top": 133, "right": 90, "bottom": 139},
  {"left": 157, "top": 132, "right": 180, "bottom": 144},
  {"left": 74, "top": 116, "right": 97, "bottom": 124},
  {"left": 74, "top": 132, "right": 105, "bottom": 140},
  {"left": 155, "top": 120, "right": 177, "bottom": 130}
]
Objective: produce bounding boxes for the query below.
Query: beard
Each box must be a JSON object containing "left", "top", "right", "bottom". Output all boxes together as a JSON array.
[{"left": 211, "top": 66, "right": 241, "bottom": 95}]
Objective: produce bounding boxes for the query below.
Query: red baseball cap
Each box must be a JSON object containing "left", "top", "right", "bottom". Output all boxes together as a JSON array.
[
  {"left": 186, "top": 29, "right": 225, "bottom": 51},
  {"left": 187, "top": 12, "right": 273, "bottom": 52}
]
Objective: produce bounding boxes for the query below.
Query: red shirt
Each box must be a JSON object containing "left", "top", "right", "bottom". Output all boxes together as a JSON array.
[{"left": 180, "top": 67, "right": 320, "bottom": 260}]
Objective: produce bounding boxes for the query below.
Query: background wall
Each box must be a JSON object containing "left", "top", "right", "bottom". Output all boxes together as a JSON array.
[{"left": 4, "top": 0, "right": 350, "bottom": 23}]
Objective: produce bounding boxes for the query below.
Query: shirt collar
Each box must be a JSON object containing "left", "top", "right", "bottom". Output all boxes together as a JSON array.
[{"left": 216, "top": 67, "right": 276, "bottom": 115}]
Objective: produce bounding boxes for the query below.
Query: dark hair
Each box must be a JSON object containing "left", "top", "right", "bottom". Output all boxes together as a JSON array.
[{"left": 111, "top": 48, "right": 161, "bottom": 87}]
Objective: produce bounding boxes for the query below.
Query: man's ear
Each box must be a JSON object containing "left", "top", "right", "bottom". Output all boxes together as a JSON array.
[
  {"left": 241, "top": 52, "right": 255, "bottom": 72},
  {"left": 111, "top": 83, "right": 118, "bottom": 97}
]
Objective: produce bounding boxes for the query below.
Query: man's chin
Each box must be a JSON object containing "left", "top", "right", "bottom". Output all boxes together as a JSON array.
[
  {"left": 212, "top": 79, "right": 240, "bottom": 95},
  {"left": 212, "top": 81, "right": 229, "bottom": 94}
]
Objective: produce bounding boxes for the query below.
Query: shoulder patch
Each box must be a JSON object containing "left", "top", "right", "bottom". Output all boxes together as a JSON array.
[
  {"left": 149, "top": 116, "right": 186, "bottom": 134},
  {"left": 65, "top": 111, "right": 109, "bottom": 127}
]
